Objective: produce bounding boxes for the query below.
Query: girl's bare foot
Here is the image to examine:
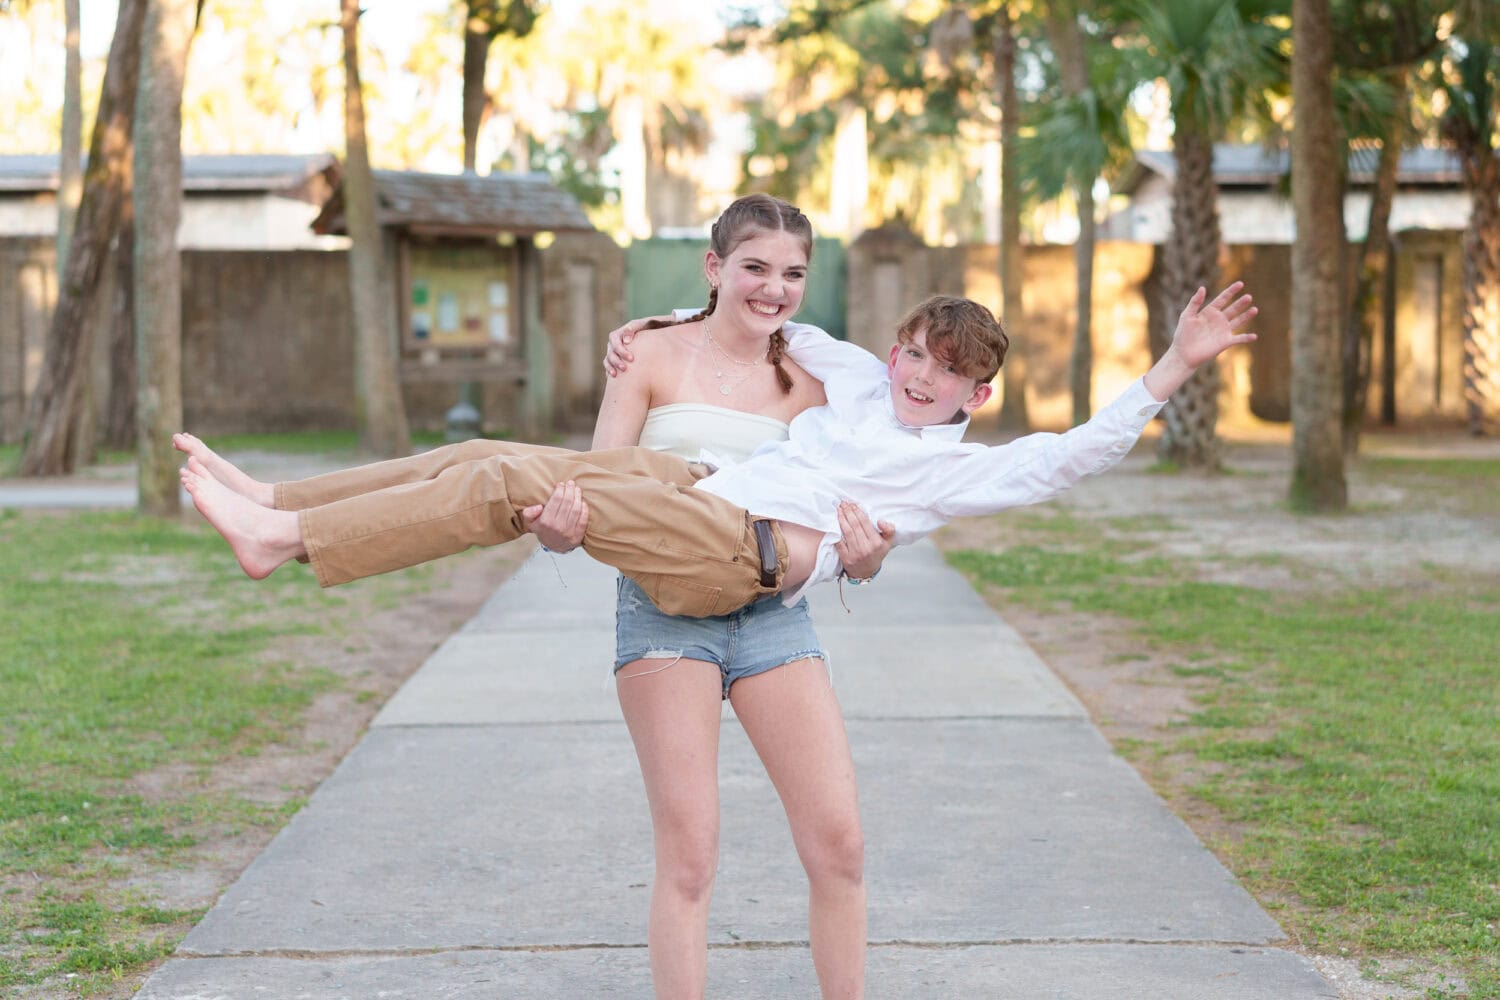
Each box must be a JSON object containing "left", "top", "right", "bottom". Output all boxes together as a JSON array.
[
  {"left": 181, "top": 458, "right": 306, "bottom": 579},
  {"left": 172, "top": 432, "right": 276, "bottom": 507}
]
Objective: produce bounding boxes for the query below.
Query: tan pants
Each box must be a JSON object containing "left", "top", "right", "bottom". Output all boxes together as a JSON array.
[{"left": 275, "top": 439, "right": 787, "bottom": 618}]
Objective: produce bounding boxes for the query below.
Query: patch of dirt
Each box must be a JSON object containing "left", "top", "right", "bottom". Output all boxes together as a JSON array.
[{"left": 934, "top": 423, "right": 1500, "bottom": 1000}]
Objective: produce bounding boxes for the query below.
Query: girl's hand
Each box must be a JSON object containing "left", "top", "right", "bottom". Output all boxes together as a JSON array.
[
  {"left": 834, "top": 501, "right": 895, "bottom": 581},
  {"left": 604, "top": 314, "right": 675, "bottom": 377},
  {"left": 521, "top": 481, "right": 588, "bottom": 553}
]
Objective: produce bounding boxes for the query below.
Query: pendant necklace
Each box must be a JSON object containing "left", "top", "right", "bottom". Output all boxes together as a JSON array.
[{"left": 704, "top": 319, "right": 764, "bottom": 396}]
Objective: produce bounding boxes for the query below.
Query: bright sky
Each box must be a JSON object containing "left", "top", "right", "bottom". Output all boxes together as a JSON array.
[
  {"left": 47, "top": 0, "right": 758, "bottom": 170},
  {"left": 76, "top": 0, "right": 746, "bottom": 58}
]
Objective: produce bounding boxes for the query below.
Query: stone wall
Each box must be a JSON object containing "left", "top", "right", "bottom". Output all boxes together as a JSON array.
[
  {"left": 0, "top": 227, "right": 1471, "bottom": 442},
  {"left": 1, "top": 239, "right": 625, "bottom": 441},
  {"left": 541, "top": 229, "right": 627, "bottom": 432},
  {"left": 0, "top": 239, "right": 53, "bottom": 443}
]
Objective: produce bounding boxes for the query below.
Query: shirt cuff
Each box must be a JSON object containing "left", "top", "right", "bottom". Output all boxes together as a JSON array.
[{"left": 1122, "top": 377, "right": 1169, "bottom": 419}]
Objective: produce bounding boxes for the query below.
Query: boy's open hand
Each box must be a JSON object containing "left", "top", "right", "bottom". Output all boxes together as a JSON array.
[
  {"left": 1170, "top": 282, "right": 1258, "bottom": 368},
  {"left": 1143, "top": 282, "right": 1258, "bottom": 401},
  {"left": 604, "top": 314, "right": 675, "bottom": 377}
]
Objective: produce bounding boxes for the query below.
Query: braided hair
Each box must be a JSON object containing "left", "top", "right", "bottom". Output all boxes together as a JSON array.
[{"left": 644, "top": 194, "right": 813, "bottom": 395}]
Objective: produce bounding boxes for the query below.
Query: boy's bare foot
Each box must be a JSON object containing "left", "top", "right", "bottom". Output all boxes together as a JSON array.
[
  {"left": 172, "top": 433, "right": 276, "bottom": 507},
  {"left": 181, "top": 458, "right": 306, "bottom": 579}
]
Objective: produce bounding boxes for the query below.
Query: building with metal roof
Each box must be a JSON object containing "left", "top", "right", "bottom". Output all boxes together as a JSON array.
[
  {"left": 1102, "top": 144, "right": 1474, "bottom": 244},
  {"left": 0, "top": 153, "right": 341, "bottom": 249}
]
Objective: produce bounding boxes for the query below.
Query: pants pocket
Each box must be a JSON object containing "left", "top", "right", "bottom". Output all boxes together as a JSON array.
[{"left": 632, "top": 573, "right": 724, "bottom": 619}]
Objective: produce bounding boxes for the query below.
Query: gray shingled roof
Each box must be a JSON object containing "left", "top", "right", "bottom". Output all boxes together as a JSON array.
[
  {"left": 0, "top": 153, "right": 337, "bottom": 192},
  {"left": 1130, "top": 144, "right": 1466, "bottom": 190},
  {"left": 312, "top": 170, "right": 595, "bottom": 235}
]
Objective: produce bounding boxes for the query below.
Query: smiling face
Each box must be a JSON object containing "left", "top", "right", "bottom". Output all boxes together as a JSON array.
[
  {"left": 886, "top": 327, "right": 993, "bottom": 426},
  {"left": 704, "top": 229, "right": 809, "bottom": 339}
]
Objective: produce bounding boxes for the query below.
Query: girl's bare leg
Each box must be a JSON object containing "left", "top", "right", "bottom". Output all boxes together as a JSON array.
[
  {"left": 616, "top": 657, "right": 726, "bottom": 1000},
  {"left": 181, "top": 457, "right": 305, "bottom": 578},
  {"left": 731, "top": 659, "right": 865, "bottom": 1000},
  {"left": 172, "top": 433, "right": 275, "bottom": 507}
]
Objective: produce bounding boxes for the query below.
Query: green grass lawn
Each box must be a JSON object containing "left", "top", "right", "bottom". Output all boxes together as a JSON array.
[
  {"left": 945, "top": 464, "right": 1499, "bottom": 999},
  {"left": 0, "top": 507, "right": 431, "bottom": 996}
]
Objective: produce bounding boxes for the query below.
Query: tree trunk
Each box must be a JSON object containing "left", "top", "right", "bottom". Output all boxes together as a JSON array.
[
  {"left": 1342, "top": 69, "right": 1409, "bottom": 454},
  {"left": 462, "top": 3, "right": 490, "bottom": 173},
  {"left": 134, "top": 0, "right": 198, "bottom": 516},
  {"left": 57, "top": 0, "right": 83, "bottom": 283},
  {"left": 103, "top": 219, "right": 137, "bottom": 449},
  {"left": 1044, "top": 4, "right": 1096, "bottom": 424},
  {"left": 1156, "top": 124, "right": 1223, "bottom": 468},
  {"left": 1290, "top": 0, "right": 1347, "bottom": 510},
  {"left": 342, "top": 0, "right": 410, "bottom": 457},
  {"left": 19, "top": 0, "right": 146, "bottom": 477},
  {"left": 1459, "top": 138, "right": 1500, "bottom": 435},
  {"left": 1071, "top": 181, "right": 1096, "bottom": 425},
  {"left": 996, "top": 5, "right": 1029, "bottom": 431}
]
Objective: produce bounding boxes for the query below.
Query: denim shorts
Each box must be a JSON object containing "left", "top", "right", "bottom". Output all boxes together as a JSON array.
[{"left": 614, "top": 575, "right": 826, "bottom": 697}]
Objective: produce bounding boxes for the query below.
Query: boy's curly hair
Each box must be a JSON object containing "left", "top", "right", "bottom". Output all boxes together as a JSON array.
[{"left": 895, "top": 296, "right": 1008, "bottom": 383}]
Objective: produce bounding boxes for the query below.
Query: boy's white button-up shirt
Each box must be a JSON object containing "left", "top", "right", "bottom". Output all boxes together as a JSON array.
[{"left": 691, "top": 322, "right": 1167, "bottom": 606}]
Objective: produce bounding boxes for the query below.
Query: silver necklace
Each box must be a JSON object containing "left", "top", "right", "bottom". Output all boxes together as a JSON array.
[{"left": 704, "top": 320, "right": 764, "bottom": 396}]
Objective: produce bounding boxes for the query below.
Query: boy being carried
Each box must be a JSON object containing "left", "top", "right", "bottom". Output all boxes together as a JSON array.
[{"left": 179, "top": 284, "right": 1255, "bottom": 618}]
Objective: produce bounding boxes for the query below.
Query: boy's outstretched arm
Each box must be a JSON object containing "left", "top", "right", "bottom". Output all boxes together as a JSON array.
[{"left": 1141, "top": 282, "right": 1258, "bottom": 402}]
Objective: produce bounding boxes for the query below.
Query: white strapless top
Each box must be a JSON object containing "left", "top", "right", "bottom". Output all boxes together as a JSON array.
[{"left": 638, "top": 403, "right": 790, "bottom": 465}]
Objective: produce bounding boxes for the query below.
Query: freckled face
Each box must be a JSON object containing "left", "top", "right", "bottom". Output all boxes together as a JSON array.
[
  {"left": 705, "top": 231, "right": 809, "bottom": 337},
  {"left": 886, "top": 328, "right": 991, "bottom": 426}
]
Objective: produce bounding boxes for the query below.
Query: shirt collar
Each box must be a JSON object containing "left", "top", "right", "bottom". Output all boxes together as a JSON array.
[{"left": 874, "top": 376, "right": 971, "bottom": 441}]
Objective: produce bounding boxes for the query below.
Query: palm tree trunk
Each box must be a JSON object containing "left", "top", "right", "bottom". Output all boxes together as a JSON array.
[
  {"left": 19, "top": 0, "right": 146, "bottom": 477},
  {"left": 996, "top": 4, "right": 1029, "bottom": 430},
  {"left": 341, "top": 0, "right": 410, "bottom": 457},
  {"left": 1460, "top": 141, "right": 1500, "bottom": 435},
  {"left": 1156, "top": 124, "right": 1222, "bottom": 467},
  {"left": 1290, "top": 0, "right": 1347, "bottom": 510},
  {"left": 1342, "top": 69, "right": 1409, "bottom": 454}
]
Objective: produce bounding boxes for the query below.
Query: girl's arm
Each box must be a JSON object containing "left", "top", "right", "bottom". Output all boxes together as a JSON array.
[
  {"left": 778, "top": 321, "right": 884, "bottom": 383},
  {"left": 605, "top": 315, "right": 882, "bottom": 384}
]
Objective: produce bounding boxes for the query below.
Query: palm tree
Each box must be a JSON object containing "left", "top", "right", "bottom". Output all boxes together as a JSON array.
[
  {"left": 746, "top": 0, "right": 952, "bottom": 238},
  {"left": 543, "top": 1, "right": 717, "bottom": 237},
  {"left": 1019, "top": 4, "right": 1137, "bottom": 423},
  {"left": 1438, "top": 36, "right": 1500, "bottom": 435},
  {"left": 1124, "top": 0, "right": 1283, "bottom": 468}
]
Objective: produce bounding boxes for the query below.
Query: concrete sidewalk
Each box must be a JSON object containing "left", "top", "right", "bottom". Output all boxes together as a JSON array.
[{"left": 133, "top": 541, "right": 1336, "bottom": 999}]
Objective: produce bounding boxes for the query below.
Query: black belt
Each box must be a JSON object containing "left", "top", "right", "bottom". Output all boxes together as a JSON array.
[{"left": 751, "top": 519, "right": 778, "bottom": 589}]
